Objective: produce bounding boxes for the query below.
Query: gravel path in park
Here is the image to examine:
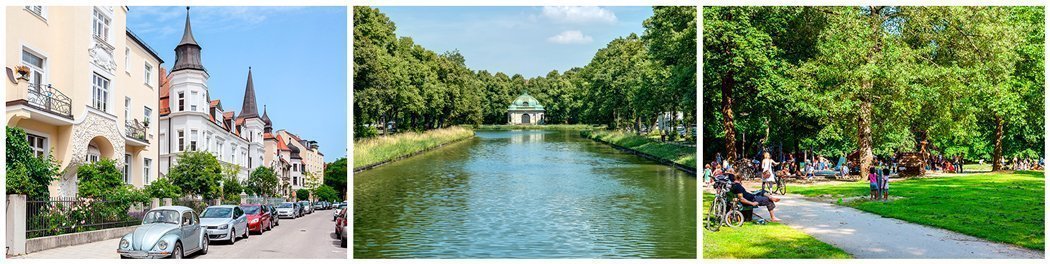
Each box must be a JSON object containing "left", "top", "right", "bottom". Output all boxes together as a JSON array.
[{"left": 751, "top": 194, "right": 1044, "bottom": 259}]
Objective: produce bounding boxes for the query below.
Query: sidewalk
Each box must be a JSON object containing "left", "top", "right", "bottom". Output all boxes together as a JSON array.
[
  {"left": 9, "top": 238, "right": 119, "bottom": 259},
  {"left": 752, "top": 195, "right": 1044, "bottom": 259}
]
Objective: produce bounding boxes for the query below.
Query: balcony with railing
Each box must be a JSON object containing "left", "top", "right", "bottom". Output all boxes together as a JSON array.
[
  {"left": 8, "top": 83, "right": 73, "bottom": 120},
  {"left": 125, "top": 120, "right": 149, "bottom": 146}
]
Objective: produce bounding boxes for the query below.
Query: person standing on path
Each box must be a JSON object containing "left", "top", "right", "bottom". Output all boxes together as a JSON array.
[
  {"left": 761, "top": 151, "right": 779, "bottom": 190},
  {"left": 704, "top": 164, "right": 713, "bottom": 184}
]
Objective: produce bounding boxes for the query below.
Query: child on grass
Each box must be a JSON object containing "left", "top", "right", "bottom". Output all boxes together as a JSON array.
[
  {"left": 868, "top": 167, "right": 878, "bottom": 200},
  {"left": 880, "top": 167, "right": 890, "bottom": 200}
]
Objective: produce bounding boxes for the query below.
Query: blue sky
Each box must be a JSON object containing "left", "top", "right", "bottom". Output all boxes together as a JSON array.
[
  {"left": 128, "top": 6, "right": 347, "bottom": 162},
  {"left": 376, "top": 6, "right": 653, "bottom": 78}
]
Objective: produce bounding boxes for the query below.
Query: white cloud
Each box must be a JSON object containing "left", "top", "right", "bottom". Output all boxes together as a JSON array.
[
  {"left": 541, "top": 6, "right": 617, "bottom": 24},
  {"left": 547, "top": 30, "right": 593, "bottom": 44}
]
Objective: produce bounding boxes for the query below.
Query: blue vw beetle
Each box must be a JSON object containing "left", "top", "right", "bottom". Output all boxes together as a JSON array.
[{"left": 117, "top": 206, "right": 208, "bottom": 259}]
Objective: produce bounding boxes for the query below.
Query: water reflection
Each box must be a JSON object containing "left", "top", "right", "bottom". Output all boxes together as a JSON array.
[{"left": 354, "top": 130, "right": 696, "bottom": 258}]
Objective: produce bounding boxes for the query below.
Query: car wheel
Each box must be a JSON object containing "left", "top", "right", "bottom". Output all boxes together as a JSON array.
[
  {"left": 120, "top": 255, "right": 131, "bottom": 259},
  {"left": 200, "top": 236, "right": 209, "bottom": 255},
  {"left": 171, "top": 242, "right": 183, "bottom": 259},
  {"left": 229, "top": 229, "right": 236, "bottom": 244},
  {"left": 242, "top": 228, "right": 249, "bottom": 239},
  {"left": 340, "top": 236, "right": 347, "bottom": 248}
]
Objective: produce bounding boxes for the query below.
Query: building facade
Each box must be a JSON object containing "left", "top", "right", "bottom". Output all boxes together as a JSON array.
[
  {"left": 507, "top": 91, "right": 544, "bottom": 125},
  {"left": 6, "top": 6, "right": 163, "bottom": 196},
  {"left": 276, "top": 129, "right": 325, "bottom": 191},
  {"left": 158, "top": 8, "right": 265, "bottom": 183}
]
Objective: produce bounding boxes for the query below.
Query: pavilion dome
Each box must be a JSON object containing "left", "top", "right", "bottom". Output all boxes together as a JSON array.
[{"left": 508, "top": 91, "right": 544, "bottom": 111}]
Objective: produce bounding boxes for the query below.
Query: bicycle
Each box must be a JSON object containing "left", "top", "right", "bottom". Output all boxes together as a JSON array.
[
  {"left": 762, "top": 175, "right": 787, "bottom": 195},
  {"left": 705, "top": 176, "right": 732, "bottom": 232}
]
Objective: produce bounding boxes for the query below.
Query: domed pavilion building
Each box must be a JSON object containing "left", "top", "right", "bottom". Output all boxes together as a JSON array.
[{"left": 507, "top": 91, "right": 544, "bottom": 125}]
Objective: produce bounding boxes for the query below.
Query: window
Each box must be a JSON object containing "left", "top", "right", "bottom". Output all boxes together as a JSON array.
[
  {"left": 144, "top": 63, "right": 153, "bottom": 86},
  {"left": 190, "top": 130, "right": 198, "bottom": 151},
  {"left": 92, "top": 9, "right": 110, "bottom": 41},
  {"left": 21, "top": 49, "right": 45, "bottom": 88},
  {"left": 123, "top": 154, "right": 132, "bottom": 184},
  {"left": 177, "top": 92, "right": 185, "bottom": 111},
  {"left": 204, "top": 135, "right": 211, "bottom": 152},
  {"left": 124, "top": 97, "right": 131, "bottom": 120},
  {"left": 92, "top": 73, "right": 110, "bottom": 112},
  {"left": 124, "top": 48, "right": 130, "bottom": 72},
  {"left": 144, "top": 158, "right": 152, "bottom": 184},
  {"left": 217, "top": 142, "right": 224, "bottom": 158},
  {"left": 25, "top": 6, "right": 44, "bottom": 17},
  {"left": 177, "top": 130, "right": 185, "bottom": 151},
  {"left": 144, "top": 107, "right": 152, "bottom": 124},
  {"left": 190, "top": 91, "right": 198, "bottom": 111},
  {"left": 26, "top": 133, "right": 47, "bottom": 158}
]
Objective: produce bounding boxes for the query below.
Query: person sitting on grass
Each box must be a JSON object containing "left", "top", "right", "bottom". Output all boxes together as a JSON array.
[
  {"left": 869, "top": 167, "right": 878, "bottom": 200},
  {"left": 728, "top": 174, "right": 782, "bottom": 222}
]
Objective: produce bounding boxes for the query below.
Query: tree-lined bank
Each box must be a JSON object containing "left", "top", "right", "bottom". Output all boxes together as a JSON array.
[{"left": 354, "top": 6, "right": 697, "bottom": 140}]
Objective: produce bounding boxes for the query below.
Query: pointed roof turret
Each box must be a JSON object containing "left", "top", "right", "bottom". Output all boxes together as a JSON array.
[
  {"left": 172, "top": 7, "right": 206, "bottom": 73},
  {"left": 262, "top": 105, "right": 273, "bottom": 132},
  {"left": 238, "top": 67, "right": 260, "bottom": 120}
]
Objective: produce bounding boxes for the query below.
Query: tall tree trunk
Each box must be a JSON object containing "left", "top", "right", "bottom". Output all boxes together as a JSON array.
[
  {"left": 858, "top": 6, "right": 883, "bottom": 178},
  {"left": 993, "top": 115, "right": 1004, "bottom": 171},
  {"left": 721, "top": 68, "right": 737, "bottom": 163}
]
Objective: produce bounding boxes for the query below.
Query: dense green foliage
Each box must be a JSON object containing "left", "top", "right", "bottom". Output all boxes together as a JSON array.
[
  {"left": 703, "top": 193, "right": 851, "bottom": 258},
  {"left": 582, "top": 129, "right": 697, "bottom": 169},
  {"left": 703, "top": 7, "right": 1043, "bottom": 173},
  {"left": 791, "top": 171, "right": 1045, "bottom": 250},
  {"left": 324, "top": 157, "right": 347, "bottom": 200},
  {"left": 144, "top": 176, "right": 182, "bottom": 199},
  {"left": 354, "top": 6, "right": 696, "bottom": 137},
  {"left": 314, "top": 185, "right": 339, "bottom": 202},
  {"left": 6, "top": 127, "right": 58, "bottom": 199},
  {"left": 353, "top": 126, "right": 475, "bottom": 168},
  {"left": 246, "top": 166, "right": 279, "bottom": 197},
  {"left": 296, "top": 188, "right": 310, "bottom": 201},
  {"left": 167, "top": 151, "right": 223, "bottom": 199}
]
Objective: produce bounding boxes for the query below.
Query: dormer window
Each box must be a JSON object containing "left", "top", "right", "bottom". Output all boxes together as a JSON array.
[{"left": 523, "top": 102, "right": 529, "bottom": 106}]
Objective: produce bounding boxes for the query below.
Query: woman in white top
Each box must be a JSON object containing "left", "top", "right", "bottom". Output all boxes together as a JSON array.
[{"left": 761, "top": 152, "right": 779, "bottom": 191}]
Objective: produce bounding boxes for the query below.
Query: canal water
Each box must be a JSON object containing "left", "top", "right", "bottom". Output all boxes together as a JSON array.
[{"left": 353, "top": 130, "right": 696, "bottom": 258}]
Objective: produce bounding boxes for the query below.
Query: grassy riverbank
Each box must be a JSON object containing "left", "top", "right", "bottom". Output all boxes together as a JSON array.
[
  {"left": 353, "top": 126, "right": 475, "bottom": 169},
  {"left": 581, "top": 130, "right": 696, "bottom": 170},
  {"left": 476, "top": 124, "right": 596, "bottom": 130},
  {"left": 703, "top": 193, "right": 851, "bottom": 259},
  {"left": 791, "top": 171, "right": 1045, "bottom": 250}
]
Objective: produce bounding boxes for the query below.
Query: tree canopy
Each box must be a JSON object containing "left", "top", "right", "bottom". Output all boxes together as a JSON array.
[
  {"left": 167, "top": 151, "right": 223, "bottom": 199},
  {"left": 703, "top": 6, "right": 1044, "bottom": 173}
]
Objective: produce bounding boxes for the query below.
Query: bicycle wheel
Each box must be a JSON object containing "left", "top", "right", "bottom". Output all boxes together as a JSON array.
[
  {"left": 777, "top": 180, "right": 787, "bottom": 195},
  {"left": 725, "top": 210, "right": 744, "bottom": 228}
]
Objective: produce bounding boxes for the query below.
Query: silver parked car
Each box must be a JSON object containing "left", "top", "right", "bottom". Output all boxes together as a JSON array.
[
  {"left": 118, "top": 206, "right": 208, "bottom": 259},
  {"left": 276, "top": 202, "right": 298, "bottom": 218},
  {"left": 200, "top": 205, "right": 249, "bottom": 244}
]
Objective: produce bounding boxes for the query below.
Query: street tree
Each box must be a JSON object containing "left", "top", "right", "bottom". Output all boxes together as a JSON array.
[
  {"left": 246, "top": 166, "right": 279, "bottom": 197},
  {"left": 314, "top": 185, "right": 339, "bottom": 202},
  {"left": 296, "top": 189, "right": 310, "bottom": 201},
  {"left": 323, "top": 158, "right": 347, "bottom": 199},
  {"left": 168, "top": 151, "right": 223, "bottom": 199}
]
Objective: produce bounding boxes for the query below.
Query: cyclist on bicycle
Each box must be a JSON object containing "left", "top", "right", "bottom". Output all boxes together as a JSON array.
[{"left": 728, "top": 174, "right": 782, "bottom": 222}]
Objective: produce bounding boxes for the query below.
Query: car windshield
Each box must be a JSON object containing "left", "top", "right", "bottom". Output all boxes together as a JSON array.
[
  {"left": 240, "top": 206, "right": 261, "bottom": 214},
  {"left": 201, "top": 207, "right": 232, "bottom": 218},
  {"left": 315, "top": 202, "right": 323, "bottom": 205},
  {"left": 142, "top": 210, "right": 180, "bottom": 225},
  {"left": 277, "top": 202, "right": 294, "bottom": 208},
  {"left": 339, "top": 204, "right": 346, "bottom": 209}
]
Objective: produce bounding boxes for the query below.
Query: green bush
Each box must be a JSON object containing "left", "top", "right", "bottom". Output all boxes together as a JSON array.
[
  {"left": 314, "top": 185, "right": 339, "bottom": 202},
  {"left": 246, "top": 166, "right": 279, "bottom": 197},
  {"left": 296, "top": 189, "right": 310, "bottom": 201},
  {"left": 6, "top": 127, "right": 59, "bottom": 199},
  {"left": 145, "top": 177, "right": 182, "bottom": 199}
]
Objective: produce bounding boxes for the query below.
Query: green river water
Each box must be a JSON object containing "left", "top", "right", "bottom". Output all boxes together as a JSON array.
[{"left": 353, "top": 130, "right": 696, "bottom": 258}]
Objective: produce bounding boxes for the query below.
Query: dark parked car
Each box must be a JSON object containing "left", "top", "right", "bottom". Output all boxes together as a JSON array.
[
  {"left": 266, "top": 204, "right": 280, "bottom": 226},
  {"left": 335, "top": 208, "right": 347, "bottom": 248}
]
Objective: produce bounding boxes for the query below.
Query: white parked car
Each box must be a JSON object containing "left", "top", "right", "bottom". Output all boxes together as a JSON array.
[{"left": 200, "top": 205, "right": 249, "bottom": 244}]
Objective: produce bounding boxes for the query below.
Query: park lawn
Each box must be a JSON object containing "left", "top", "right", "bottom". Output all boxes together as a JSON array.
[
  {"left": 703, "top": 193, "right": 851, "bottom": 259},
  {"left": 962, "top": 163, "right": 993, "bottom": 172},
  {"left": 475, "top": 124, "right": 596, "bottom": 130},
  {"left": 791, "top": 171, "right": 1045, "bottom": 250},
  {"left": 353, "top": 126, "right": 474, "bottom": 169},
  {"left": 581, "top": 130, "right": 696, "bottom": 169}
]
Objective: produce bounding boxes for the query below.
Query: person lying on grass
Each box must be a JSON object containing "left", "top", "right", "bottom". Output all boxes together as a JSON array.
[{"left": 728, "top": 174, "right": 782, "bottom": 222}]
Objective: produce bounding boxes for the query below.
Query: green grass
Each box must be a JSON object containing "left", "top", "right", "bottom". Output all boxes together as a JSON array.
[
  {"left": 581, "top": 130, "right": 696, "bottom": 169},
  {"left": 353, "top": 126, "right": 474, "bottom": 169},
  {"left": 703, "top": 193, "right": 851, "bottom": 259},
  {"left": 962, "top": 163, "right": 993, "bottom": 172},
  {"left": 791, "top": 171, "right": 1045, "bottom": 250},
  {"left": 475, "top": 124, "right": 597, "bottom": 130}
]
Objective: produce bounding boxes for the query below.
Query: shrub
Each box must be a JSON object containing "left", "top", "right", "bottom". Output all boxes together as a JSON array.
[
  {"left": 6, "top": 127, "right": 59, "bottom": 199},
  {"left": 296, "top": 189, "right": 310, "bottom": 201},
  {"left": 144, "top": 177, "right": 182, "bottom": 199},
  {"left": 168, "top": 151, "right": 222, "bottom": 199}
]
